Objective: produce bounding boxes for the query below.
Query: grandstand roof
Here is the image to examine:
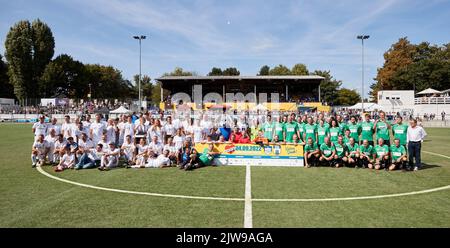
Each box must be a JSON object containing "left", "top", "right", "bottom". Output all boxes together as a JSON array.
[{"left": 156, "top": 75, "right": 324, "bottom": 82}]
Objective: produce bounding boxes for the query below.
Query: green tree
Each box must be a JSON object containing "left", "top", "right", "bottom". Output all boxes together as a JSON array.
[
  {"left": 335, "top": 88, "right": 361, "bottom": 106},
  {"left": 371, "top": 37, "right": 415, "bottom": 98},
  {"left": 0, "top": 54, "right": 14, "bottom": 98},
  {"left": 258, "top": 65, "right": 270, "bottom": 75},
  {"left": 133, "top": 74, "right": 152, "bottom": 100},
  {"left": 207, "top": 67, "right": 223, "bottom": 76},
  {"left": 39, "top": 54, "right": 86, "bottom": 98},
  {"left": 269, "top": 64, "right": 291, "bottom": 75},
  {"left": 4, "top": 19, "right": 54, "bottom": 100},
  {"left": 222, "top": 67, "right": 240, "bottom": 76},
  {"left": 84, "top": 64, "right": 133, "bottom": 99},
  {"left": 312, "top": 70, "right": 342, "bottom": 104},
  {"left": 291, "top": 63, "right": 309, "bottom": 75},
  {"left": 162, "top": 67, "right": 195, "bottom": 76},
  {"left": 151, "top": 81, "right": 170, "bottom": 103}
]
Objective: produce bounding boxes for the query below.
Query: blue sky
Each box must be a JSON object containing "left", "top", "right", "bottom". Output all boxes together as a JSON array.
[{"left": 1, "top": 0, "right": 449, "bottom": 98}]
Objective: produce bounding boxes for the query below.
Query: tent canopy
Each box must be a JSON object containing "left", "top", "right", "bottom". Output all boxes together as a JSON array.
[
  {"left": 348, "top": 103, "right": 384, "bottom": 111},
  {"left": 110, "top": 106, "right": 132, "bottom": 114},
  {"left": 416, "top": 88, "right": 441, "bottom": 95}
]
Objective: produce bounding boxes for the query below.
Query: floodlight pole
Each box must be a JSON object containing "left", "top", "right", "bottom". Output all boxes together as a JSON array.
[
  {"left": 134, "top": 35, "right": 146, "bottom": 111},
  {"left": 357, "top": 35, "right": 369, "bottom": 112}
]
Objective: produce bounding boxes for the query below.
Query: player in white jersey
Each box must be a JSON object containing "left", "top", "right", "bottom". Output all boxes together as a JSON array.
[
  {"left": 189, "top": 119, "right": 203, "bottom": 144},
  {"left": 121, "top": 135, "right": 135, "bottom": 165},
  {"left": 163, "top": 116, "right": 176, "bottom": 142},
  {"left": 44, "top": 129, "right": 58, "bottom": 163},
  {"left": 123, "top": 116, "right": 135, "bottom": 142},
  {"left": 61, "top": 115, "right": 74, "bottom": 139},
  {"left": 53, "top": 134, "right": 67, "bottom": 164},
  {"left": 97, "top": 134, "right": 109, "bottom": 152},
  {"left": 148, "top": 136, "right": 164, "bottom": 155},
  {"left": 82, "top": 114, "right": 92, "bottom": 133},
  {"left": 90, "top": 114, "right": 106, "bottom": 145},
  {"left": 163, "top": 136, "right": 178, "bottom": 164},
  {"left": 31, "top": 134, "right": 51, "bottom": 167},
  {"left": 75, "top": 144, "right": 104, "bottom": 170},
  {"left": 128, "top": 150, "right": 171, "bottom": 169},
  {"left": 32, "top": 116, "right": 47, "bottom": 140},
  {"left": 117, "top": 115, "right": 127, "bottom": 146},
  {"left": 77, "top": 133, "right": 94, "bottom": 158},
  {"left": 47, "top": 118, "right": 60, "bottom": 136},
  {"left": 98, "top": 142, "right": 120, "bottom": 171},
  {"left": 134, "top": 138, "right": 148, "bottom": 166},
  {"left": 173, "top": 128, "right": 186, "bottom": 151},
  {"left": 147, "top": 119, "right": 163, "bottom": 144},
  {"left": 105, "top": 119, "right": 117, "bottom": 144},
  {"left": 54, "top": 146, "right": 75, "bottom": 172}
]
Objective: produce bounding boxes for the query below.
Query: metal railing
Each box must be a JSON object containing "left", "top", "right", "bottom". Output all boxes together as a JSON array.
[{"left": 415, "top": 97, "right": 450, "bottom": 105}]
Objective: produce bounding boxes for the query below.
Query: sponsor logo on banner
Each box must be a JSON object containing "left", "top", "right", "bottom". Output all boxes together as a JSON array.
[
  {"left": 224, "top": 144, "right": 236, "bottom": 154},
  {"left": 274, "top": 145, "right": 281, "bottom": 155},
  {"left": 264, "top": 146, "right": 273, "bottom": 155}
]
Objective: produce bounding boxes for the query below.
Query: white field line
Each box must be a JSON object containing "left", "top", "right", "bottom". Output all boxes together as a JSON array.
[
  {"left": 423, "top": 151, "right": 450, "bottom": 160},
  {"left": 36, "top": 166, "right": 244, "bottom": 201},
  {"left": 36, "top": 150, "right": 450, "bottom": 204},
  {"left": 244, "top": 164, "right": 253, "bottom": 228}
]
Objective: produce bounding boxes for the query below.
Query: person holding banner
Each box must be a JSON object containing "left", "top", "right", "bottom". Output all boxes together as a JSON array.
[
  {"left": 319, "top": 136, "right": 336, "bottom": 167},
  {"left": 304, "top": 137, "right": 320, "bottom": 168}
]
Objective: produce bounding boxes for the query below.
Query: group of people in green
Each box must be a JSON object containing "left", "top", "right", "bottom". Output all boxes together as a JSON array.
[{"left": 261, "top": 111, "right": 412, "bottom": 170}]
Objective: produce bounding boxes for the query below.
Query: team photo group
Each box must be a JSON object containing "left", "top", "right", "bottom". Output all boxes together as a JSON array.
[{"left": 31, "top": 108, "right": 427, "bottom": 173}]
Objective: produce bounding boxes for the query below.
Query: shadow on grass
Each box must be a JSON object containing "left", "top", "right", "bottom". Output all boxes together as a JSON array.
[{"left": 420, "top": 163, "right": 440, "bottom": 170}]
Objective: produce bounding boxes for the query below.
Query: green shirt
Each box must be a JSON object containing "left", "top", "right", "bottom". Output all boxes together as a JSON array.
[
  {"left": 329, "top": 127, "right": 341, "bottom": 144},
  {"left": 199, "top": 148, "right": 214, "bottom": 166},
  {"left": 338, "top": 121, "right": 348, "bottom": 134},
  {"left": 320, "top": 143, "right": 335, "bottom": 158},
  {"left": 360, "top": 121, "right": 374, "bottom": 142},
  {"left": 273, "top": 122, "right": 285, "bottom": 141},
  {"left": 262, "top": 122, "right": 274, "bottom": 141},
  {"left": 343, "top": 135, "right": 351, "bottom": 147},
  {"left": 347, "top": 122, "right": 361, "bottom": 142},
  {"left": 359, "top": 144, "right": 374, "bottom": 157},
  {"left": 303, "top": 124, "right": 317, "bottom": 143},
  {"left": 347, "top": 143, "right": 359, "bottom": 157},
  {"left": 335, "top": 143, "right": 347, "bottom": 158},
  {"left": 390, "top": 144, "right": 406, "bottom": 160},
  {"left": 297, "top": 122, "right": 305, "bottom": 138},
  {"left": 392, "top": 124, "right": 408, "bottom": 145},
  {"left": 317, "top": 125, "right": 329, "bottom": 145},
  {"left": 304, "top": 143, "right": 319, "bottom": 153},
  {"left": 284, "top": 122, "right": 298, "bottom": 143},
  {"left": 374, "top": 144, "right": 389, "bottom": 159},
  {"left": 376, "top": 120, "right": 390, "bottom": 141}
]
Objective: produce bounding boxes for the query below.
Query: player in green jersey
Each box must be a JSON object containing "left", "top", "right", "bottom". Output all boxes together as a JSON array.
[
  {"left": 360, "top": 113, "right": 374, "bottom": 146},
  {"left": 374, "top": 137, "right": 390, "bottom": 170},
  {"left": 303, "top": 117, "right": 317, "bottom": 144},
  {"left": 359, "top": 139, "right": 375, "bottom": 168},
  {"left": 333, "top": 136, "right": 348, "bottom": 168},
  {"left": 343, "top": 129, "right": 351, "bottom": 147},
  {"left": 262, "top": 115, "right": 274, "bottom": 142},
  {"left": 304, "top": 137, "right": 320, "bottom": 167},
  {"left": 346, "top": 137, "right": 360, "bottom": 167},
  {"left": 284, "top": 115, "right": 300, "bottom": 143},
  {"left": 319, "top": 136, "right": 336, "bottom": 167},
  {"left": 316, "top": 119, "right": 329, "bottom": 146},
  {"left": 392, "top": 116, "right": 408, "bottom": 147},
  {"left": 389, "top": 138, "right": 407, "bottom": 171},
  {"left": 273, "top": 116, "right": 285, "bottom": 142},
  {"left": 374, "top": 111, "right": 391, "bottom": 146},
  {"left": 329, "top": 119, "right": 341, "bottom": 144},
  {"left": 336, "top": 114, "right": 348, "bottom": 134},
  {"left": 347, "top": 116, "right": 361, "bottom": 143}
]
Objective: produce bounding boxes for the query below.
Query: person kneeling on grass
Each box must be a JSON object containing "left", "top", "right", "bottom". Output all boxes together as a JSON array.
[
  {"left": 358, "top": 139, "right": 375, "bottom": 168},
  {"left": 389, "top": 138, "right": 407, "bottom": 171},
  {"left": 75, "top": 144, "right": 104, "bottom": 170},
  {"left": 179, "top": 146, "right": 192, "bottom": 170},
  {"left": 304, "top": 137, "right": 320, "bottom": 168},
  {"left": 319, "top": 137, "right": 336, "bottom": 167},
  {"left": 333, "top": 136, "right": 348, "bottom": 168},
  {"left": 55, "top": 147, "right": 75, "bottom": 172},
  {"left": 374, "top": 138, "right": 390, "bottom": 170},
  {"left": 346, "top": 137, "right": 360, "bottom": 168},
  {"left": 127, "top": 150, "right": 172, "bottom": 169},
  {"left": 98, "top": 142, "right": 120, "bottom": 171},
  {"left": 31, "top": 134, "right": 51, "bottom": 168}
]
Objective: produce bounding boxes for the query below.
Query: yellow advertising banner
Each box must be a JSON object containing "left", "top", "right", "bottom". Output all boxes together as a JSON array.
[{"left": 194, "top": 143, "right": 304, "bottom": 167}]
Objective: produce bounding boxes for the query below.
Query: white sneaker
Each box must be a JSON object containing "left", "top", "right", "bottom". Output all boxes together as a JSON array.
[{"left": 413, "top": 167, "right": 419, "bottom": 171}]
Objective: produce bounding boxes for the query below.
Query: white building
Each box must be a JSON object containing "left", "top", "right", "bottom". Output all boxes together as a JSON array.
[{"left": 377, "top": 90, "right": 450, "bottom": 117}]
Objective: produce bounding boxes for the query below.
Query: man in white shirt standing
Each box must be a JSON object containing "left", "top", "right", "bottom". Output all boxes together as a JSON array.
[
  {"left": 47, "top": 118, "right": 61, "bottom": 136},
  {"left": 32, "top": 115, "right": 47, "bottom": 140},
  {"left": 407, "top": 119, "right": 427, "bottom": 171},
  {"left": 90, "top": 114, "right": 106, "bottom": 145}
]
